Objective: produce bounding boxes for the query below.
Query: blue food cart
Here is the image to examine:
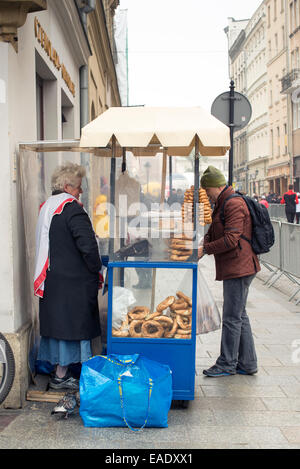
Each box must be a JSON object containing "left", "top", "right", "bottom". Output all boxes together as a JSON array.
[{"left": 80, "top": 107, "right": 230, "bottom": 407}]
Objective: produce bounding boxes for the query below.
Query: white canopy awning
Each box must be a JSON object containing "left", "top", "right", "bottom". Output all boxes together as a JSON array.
[{"left": 79, "top": 106, "right": 230, "bottom": 157}]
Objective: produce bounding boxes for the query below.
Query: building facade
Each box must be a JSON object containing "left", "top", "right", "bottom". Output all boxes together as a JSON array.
[
  {"left": 281, "top": 0, "right": 300, "bottom": 191},
  {"left": 0, "top": 0, "right": 120, "bottom": 407},
  {"left": 225, "top": 3, "right": 269, "bottom": 195},
  {"left": 265, "top": 0, "right": 290, "bottom": 195}
]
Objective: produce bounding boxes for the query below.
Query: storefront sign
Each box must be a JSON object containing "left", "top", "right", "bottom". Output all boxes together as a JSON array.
[
  {"left": 267, "top": 164, "right": 290, "bottom": 178},
  {"left": 34, "top": 17, "right": 75, "bottom": 97}
]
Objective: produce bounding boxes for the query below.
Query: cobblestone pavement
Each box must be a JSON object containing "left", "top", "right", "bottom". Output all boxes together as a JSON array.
[{"left": 1, "top": 256, "right": 300, "bottom": 449}]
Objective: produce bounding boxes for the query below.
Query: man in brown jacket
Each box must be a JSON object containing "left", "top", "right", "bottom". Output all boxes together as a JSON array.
[{"left": 199, "top": 166, "right": 260, "bottom": 377}]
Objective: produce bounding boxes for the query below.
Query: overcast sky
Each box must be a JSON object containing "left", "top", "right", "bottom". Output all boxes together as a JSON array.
[{"left": 118, "top": 0, "right": 263, "bottom": 111}]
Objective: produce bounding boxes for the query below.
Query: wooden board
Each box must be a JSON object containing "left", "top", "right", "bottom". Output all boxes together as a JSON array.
[
  {"left": 26, "top": 389, "right": 66, "bottom": 403},
  {"left": 26, "top": 373, "right": 65, "bottom": 403}
]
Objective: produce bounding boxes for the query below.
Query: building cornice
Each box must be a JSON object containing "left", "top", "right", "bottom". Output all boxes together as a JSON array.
[
  {"left": 51, "top": 0, "right": 91, "bottom": 67},
  {"left": 0, "top": 0, "right": 47, "bottom": 51},
  {"left": 229, "top": 30, "right": 246, "bottom": 61},
  {"left": 88, "top": 2, "right": 121, "bottom": 106},
  {"left": 248, "top": 155, "right": 269, "bottom": 166}
]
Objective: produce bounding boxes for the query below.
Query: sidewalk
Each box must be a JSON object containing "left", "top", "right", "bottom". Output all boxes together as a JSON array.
[{"left": 1, "top": 255, "right": 300, "bottom": 449}]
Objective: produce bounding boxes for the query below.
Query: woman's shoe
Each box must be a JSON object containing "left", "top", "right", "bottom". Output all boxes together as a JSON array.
[{"left": 49, "top": 370, "right": 79, "bottom": 391}]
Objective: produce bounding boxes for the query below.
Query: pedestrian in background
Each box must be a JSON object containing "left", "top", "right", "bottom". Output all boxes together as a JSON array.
[
  {"left": 296, "top": 192, "right": 300, "bottom": 224},
  {"left": 280, "top": 184, "right": 299, "bottom": 223},
  {"left": 198, "top": 166, "right": 260, "bottom": 377},
  {"left": 259, "top": 195, "right": 269, "bottom": 209}
]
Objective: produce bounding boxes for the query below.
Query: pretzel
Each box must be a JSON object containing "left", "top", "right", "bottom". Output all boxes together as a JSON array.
[
  {"left": 156, "top": 296, "right": 175, "bottom": 312},
  {"left": 176, "top": 328, "right": 192, "bottom": 335},
  {"left": 176, "top": 314, "right": 192, "bottom": 330},
  {"left": 128, "top": 306, "right": 150, "bottom": 321},
  {"left": 176, "top": 291, "right": 192, "bottom": 306},
  {"left": 141, "top": 320, "right": 164, "bottom": 338},
  {"left": 175, "top": 309, "right": 192, "bottom": 317},
  {"left": 129, "top": 319, "right": 144, "bottom": 337}
]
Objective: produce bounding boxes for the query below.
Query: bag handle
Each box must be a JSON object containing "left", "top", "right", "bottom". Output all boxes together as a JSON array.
[{"left": 117, "top": 374, "right": 153, "bottom": 433}]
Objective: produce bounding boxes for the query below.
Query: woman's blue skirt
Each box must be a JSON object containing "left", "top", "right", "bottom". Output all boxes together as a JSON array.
[{"left": 37, "top": 336, "right": 92, "bottom": 366}]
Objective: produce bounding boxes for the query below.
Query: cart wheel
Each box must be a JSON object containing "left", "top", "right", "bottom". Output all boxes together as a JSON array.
[{"left": 171, "top": 400, "right": 190, "bottom": 409}]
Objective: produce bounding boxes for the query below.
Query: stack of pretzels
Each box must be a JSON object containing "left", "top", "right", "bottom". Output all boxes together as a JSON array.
[
  {"left": 199, "top": 188, "right": 212, "bottom": 225},
  {"left": 181, "top": 185, "right": 212, "bottom": 226},
  {"left": 112, "top": 291, "right": 192, "bottom": 339}
]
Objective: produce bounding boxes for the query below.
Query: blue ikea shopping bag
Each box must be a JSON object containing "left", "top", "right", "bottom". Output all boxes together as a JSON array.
[{"left": 79, "top": 354, "right": 172, "bottom": 430}]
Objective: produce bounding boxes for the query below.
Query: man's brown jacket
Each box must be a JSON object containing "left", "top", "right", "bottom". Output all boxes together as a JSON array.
[{"left": 203, "top": 186, "right": 261, "bottom": 281}]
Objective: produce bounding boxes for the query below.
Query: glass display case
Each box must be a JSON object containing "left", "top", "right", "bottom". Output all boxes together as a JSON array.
[
  {"left": 111, "top": 265, "right": 193, "bottom": 340},
  {"left": 107, "top": 261, "right": 198, "bottom": 401}
]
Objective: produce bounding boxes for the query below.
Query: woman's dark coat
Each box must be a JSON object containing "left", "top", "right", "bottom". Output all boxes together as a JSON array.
[{"left": 39, "top": 199, "right": 102, "bottom": 341}]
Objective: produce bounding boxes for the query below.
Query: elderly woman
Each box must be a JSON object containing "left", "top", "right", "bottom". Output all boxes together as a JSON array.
[{"left": 34, "top": 162, "right": 102, "bottom": 390}]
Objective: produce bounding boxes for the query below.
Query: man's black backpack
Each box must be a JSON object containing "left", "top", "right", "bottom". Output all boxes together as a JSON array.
[{"left": 220, "top": 191, "right": 275, "bottom": 255}]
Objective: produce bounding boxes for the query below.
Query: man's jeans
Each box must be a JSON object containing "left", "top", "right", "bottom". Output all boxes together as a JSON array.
[{"left": 216, "top": 274, "right": 257, "bottom": 373}]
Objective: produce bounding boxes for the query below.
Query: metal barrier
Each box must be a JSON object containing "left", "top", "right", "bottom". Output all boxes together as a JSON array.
[
  {"left": 260, "top": 219, "right": 300, "bottom": 305},
  {"left": 260, "top": 220, "right": 281, "bottom": 270},
  {"left": 268, "top": 204, "right": 286, "bottom": 220}
]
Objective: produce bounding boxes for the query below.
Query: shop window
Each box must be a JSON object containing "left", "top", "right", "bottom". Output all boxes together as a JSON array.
[
  {"left": 270, "top": 129, "right": 274, "bottom": 156},
  {"left": 36, "top": 73, "right": 44, "bottom": 140},
  {"left": 91, "top": 101, "right": 96, "bottom": 121},
  {"left": 61, "top": 89, "right": 74, "bottom": 139},
  {"left": 277, "top": 127, "right": 280, "bottom": 157},
  {"left": 35, "top": 50, "right": 57, "bottom": 140},
  {"left": 284, "top": 123, "right": 288, "bottom": 154}
]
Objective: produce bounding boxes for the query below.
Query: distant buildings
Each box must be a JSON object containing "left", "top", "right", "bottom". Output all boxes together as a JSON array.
[{"left": 225, "top": 0, "right": 300, "bottom": 195}]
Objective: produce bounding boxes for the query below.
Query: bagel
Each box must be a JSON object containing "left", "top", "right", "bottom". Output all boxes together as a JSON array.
[
  {"left": 164, "top": 318, "right": 178, "bottom": 338},
  {"left": 176, "top": 291, "right": 192, "bottom": 306},
  {"left": 144, "top": 311, "right": 160, "bottom": 321},
  {"left": 141, "top": 320, "right": 164, "bottom": 338},
  {"left": 155, "top": 315, "right": 174, "bottom": 328},
  {"left": 174, "top": 334, "right": 191, "bottom": 339},
  {"left": 170, "top": 255, "right": 190, "bottom": 261},
  {"left": 176, "top": 328, "right": 192, "bottom": 335},
  {"left": 112, "top": 328, "right": 129, "bottom": 337},
  {"left": 171, "top": 249, "right": 193, "bottom": 256},
  {"left": 129, "top": 319, "right": 144, "bottom": 337},
  {"left": 170, "top": 300, "right": 189, "bottom": 310},
  {"left": 175, "top": 309, "right": 192, "bottom": 317},
  {"left": 156, "top": 296, "right": 175, "bottom": 312},
  {"left": 128, "top": 306, "right": 150, "bottom": 321},
  {"left": 176, "top": 314, "right": 192, "bottom": 330}
]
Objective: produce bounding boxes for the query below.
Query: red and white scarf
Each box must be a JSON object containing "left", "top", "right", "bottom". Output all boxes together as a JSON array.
[{"left": 34, "top": 193, "right": 78, "bottom": 298}]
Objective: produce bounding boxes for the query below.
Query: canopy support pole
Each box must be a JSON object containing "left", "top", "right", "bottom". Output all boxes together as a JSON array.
[
  {"left": 109, "top": 135, "right": 116, "bottom": 257},
  {"left": 120, "top": 147, "right": 127, "bottom": 286},
  {"left": 160, "top": 149, "right": 167, "bottom": 206},
  {"left": 193, "top": 136, "right": 200, "bottom": 259},
  {"left": 169, "top": 156, "right": 173, "bottom": 199}
]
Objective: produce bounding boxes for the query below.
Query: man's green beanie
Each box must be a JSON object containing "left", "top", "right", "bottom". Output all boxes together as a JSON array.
[{"left": 200, "top": 165, "right": 227, "bottom": 189}]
